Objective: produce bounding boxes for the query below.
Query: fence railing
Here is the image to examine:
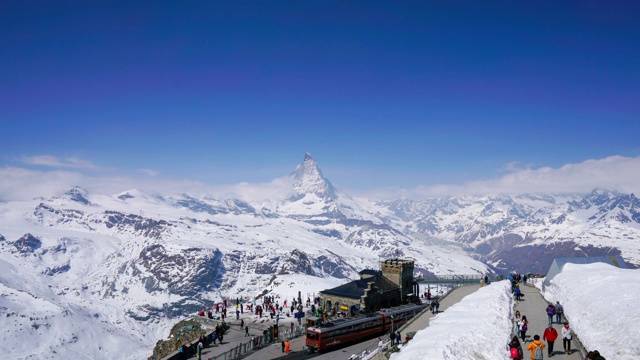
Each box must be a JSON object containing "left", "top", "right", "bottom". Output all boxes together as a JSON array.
[
  {"left": 417, "top": 274, "right": 503, "bottom": 285},
  {"left": 207, "top": 335, "right": 266, "bottom": 360},
  {"left": 349, "top": 282, "right": 465, "bottom": 360}
]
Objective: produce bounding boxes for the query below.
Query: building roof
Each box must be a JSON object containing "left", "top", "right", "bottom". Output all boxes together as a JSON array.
[
  {"left": 321, "top": 275, "right": 399, "bottom": 299},
  {"left": 358, "top": 269, "right": 380, "bottom": 276},
  {"left": 544, "top": 256, "right": 628, "bottom": 285}
]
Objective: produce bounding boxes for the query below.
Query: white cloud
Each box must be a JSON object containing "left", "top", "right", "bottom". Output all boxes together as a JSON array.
[
  {"left": 3, "top": 154, "right": 640, "bottom": 203},
  {"left": 0, "top": 166, "right": 294, "bottom": 203},
  {"left": 18, "top": 155, "right": 99, "bottom": 170},
  {"left": 0, "top": 167, "right": 86, "bottom": 201},
  {"left": 136, "top": 168, "right": 160, "bottom": 177},
  {"left": 363, "top": 155, "right": 640, "bottom": 199}
]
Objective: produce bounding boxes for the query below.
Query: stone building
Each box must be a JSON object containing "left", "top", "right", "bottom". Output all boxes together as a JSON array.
[{"left": 319, "top": 259, "right": 419, "bottom": 316}]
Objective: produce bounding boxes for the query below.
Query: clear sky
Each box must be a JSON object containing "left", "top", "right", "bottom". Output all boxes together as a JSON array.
[{"left": 1, "top": 1, "right": 639, "bottom": 197}]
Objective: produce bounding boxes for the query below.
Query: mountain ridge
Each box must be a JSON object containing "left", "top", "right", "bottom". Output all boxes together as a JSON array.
[{"left": 1, "top": 153, "right": 638, "bottom": 359}]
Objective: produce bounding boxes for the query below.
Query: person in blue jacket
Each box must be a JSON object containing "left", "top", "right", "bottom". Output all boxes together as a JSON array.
[{"left": 554, "top": 301, "right": 564, "bottom": 324}]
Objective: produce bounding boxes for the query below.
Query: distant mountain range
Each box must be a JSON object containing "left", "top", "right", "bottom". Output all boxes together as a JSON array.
[{"left": 0, "top": 153, "right": 637, "bottom": 358}]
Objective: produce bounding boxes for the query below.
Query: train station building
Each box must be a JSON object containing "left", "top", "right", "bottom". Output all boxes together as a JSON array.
[{"left": 319, "top": 258, "right": 419, "bottom": 316}]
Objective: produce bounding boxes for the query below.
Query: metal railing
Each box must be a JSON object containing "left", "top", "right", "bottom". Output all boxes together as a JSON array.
[
  {"left": 349, "top": 282, "right": 464, "bottom": 360},
  {"left": 417, "top": 274, "right": 502, "bottom": 285}
]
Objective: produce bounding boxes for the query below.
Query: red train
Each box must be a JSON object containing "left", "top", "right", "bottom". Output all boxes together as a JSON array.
[{"left": 305, "top": 303, "right": 425, "bottom": 352}]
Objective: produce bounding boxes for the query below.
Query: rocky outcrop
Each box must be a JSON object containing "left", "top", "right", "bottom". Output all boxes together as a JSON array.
[
  {"left": 44, "top": 263, "right": 71, "bottom": 276},
  {"left": 135, "top": 244, "right": 224, "bottom": 298},
  {"left": 13, "top": 233, "right": 42, "bottom": 254},
  {"left": 103, "top": 211, "right": 170, "bottom": 239}
]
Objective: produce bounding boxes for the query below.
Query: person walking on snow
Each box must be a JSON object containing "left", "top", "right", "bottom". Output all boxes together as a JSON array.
[{"left": 543, "top": 323, "right": 558, "bottom": 357}]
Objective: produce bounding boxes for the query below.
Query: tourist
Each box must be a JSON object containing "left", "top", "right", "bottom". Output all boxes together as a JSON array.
[
  {"left": 519, "top": 316, "right": 528, "bottom": 343},
  {"left": 526, "top": 335, "right": 545, "bottom": 359},
  {"left": 508, "top": 335, "right": 523, "bottom": 360},
  {"left": 196, "top": 340, "right": 203, "bottom": 359},
  {"left": 542, "top": 323, "right": 558, "bottom": 357},
  {"left": 554, "top": 301, "right": 564, "bottom": 324},
  {"left": 514, "top": 310, "right": 522, "bottom": 338},
  {"left": 514, "top": 285, "right": 522, "bottom": 301},
  {"left": 561, "top": 321, "right": 572, "bottom": 354},
  {"left": 546, "top": 303, "right": 556, "bottom": 324}
]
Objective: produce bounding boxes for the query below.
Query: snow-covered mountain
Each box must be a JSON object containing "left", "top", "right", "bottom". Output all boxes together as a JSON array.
[
  {"left": 369, "top": 188, "right": 640, "bottom": 273},
  {"left": 0, "top": 154, "right": 487, "bottom": 359},
  {"left": 1, "top": 153, "right": 638, "bottom": 359}
]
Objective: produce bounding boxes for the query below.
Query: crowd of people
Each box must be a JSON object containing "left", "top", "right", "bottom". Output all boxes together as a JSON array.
[
  {"left": 508, "top": 276, "right": 606, "bottom": 360},
  {"left": 185, "top": 294, "right": 320, "bottom": 358}
]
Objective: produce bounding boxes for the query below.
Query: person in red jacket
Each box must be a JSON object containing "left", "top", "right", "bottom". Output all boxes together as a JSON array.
[{"left": 543, "top": 323, "right": 558, "bottom": 357}]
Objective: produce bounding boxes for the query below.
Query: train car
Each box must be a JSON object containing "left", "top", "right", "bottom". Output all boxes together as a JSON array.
[
  {"left": 378, "top": 303, "right": 426, "bottom": 331},
  {"left": 306, "top": 303, "right": 425, "bottom": 352}
]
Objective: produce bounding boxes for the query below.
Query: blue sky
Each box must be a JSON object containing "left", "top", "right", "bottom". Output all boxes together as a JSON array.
[{"left": 1, "top": 1, "right": 639, "bottom": 195}]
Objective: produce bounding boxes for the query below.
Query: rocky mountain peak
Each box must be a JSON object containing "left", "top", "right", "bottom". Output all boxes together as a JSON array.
[
  {"left": 291, "top": 153, "right": 337, "bottom": 200},
  {"left": 13, "top": 233, "right": 42, "bottom": 253},
  {"left": 303, "top": 152, "right": 314, "bottom": 161},
  {"left": 62, "top": 186, "right": 91, "bottom": 205},
  {"left": 586, "top": 187, "right": 618, "bottom": 205}
]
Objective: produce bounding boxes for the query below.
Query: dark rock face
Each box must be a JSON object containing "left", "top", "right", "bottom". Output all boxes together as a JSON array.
[
  {"left": 13, "top": 233, "right": 42, "bottom": 253},
  {"left": 174, "top": 196, "right": 259, "bottom": 217},
  {"left": 44, "top": 263, "right": 71, "bottom": 276},
  {"left": 65, "top": 186, "right": 91, "bottom": 205},
  {"left": 313, "top": 254, "right": 352, "bottom": 279},
  {"left": 34, "top": 203, "right": 86, "bottom": 226},
  {"left": 103, "top": 211, "right": 170, "bottom": 239},
  {"left": 0, "top": 234, "right": 5, "bottom": 241},
  {"left": 136, "top": 244, "right": 224, "bottom": 298},
  {"left": 118, "top": 193, "right": 134, "bottom": 201},
  {"left": 312, "top": 229, "right": 342, "bottom": 239},
  {"left": 253, "top": 255, "right": 281, "bottom": 275},
  {"left": 279, "top": 249, "right": 316, "bottom": 275}
]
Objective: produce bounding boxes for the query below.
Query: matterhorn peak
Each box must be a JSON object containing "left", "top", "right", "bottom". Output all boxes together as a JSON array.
[
  {"left": 304, "top": 152, "right": 314, "bottom": 161},
  {"left": 290, "top": 153, "right": 337, "bottom": 200}
]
